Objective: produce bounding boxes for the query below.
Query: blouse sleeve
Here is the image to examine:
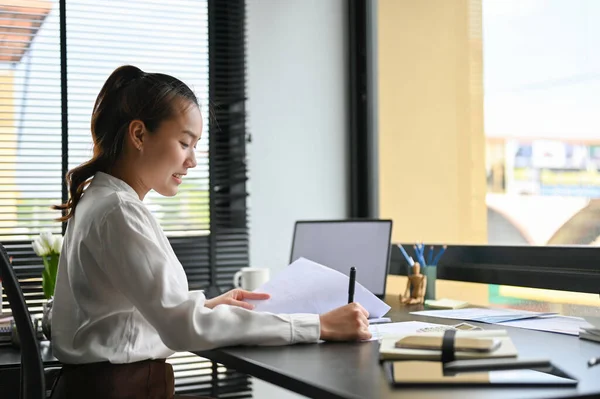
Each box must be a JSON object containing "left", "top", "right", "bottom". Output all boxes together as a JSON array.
[{"left": 96, "top": 200, "right": 320, "bottom": 351}]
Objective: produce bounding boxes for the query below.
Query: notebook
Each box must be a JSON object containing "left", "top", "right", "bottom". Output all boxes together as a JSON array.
[{"left": 379, "top": 329, "right": 518, "bottom": 361}]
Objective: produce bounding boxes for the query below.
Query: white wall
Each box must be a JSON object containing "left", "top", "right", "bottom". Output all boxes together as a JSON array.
[
  {"left": 246, "top": 0, "right": 348, "bottom": 397},
  {"left": 247, "top": 0, "right": 348, "bottom": 274}
]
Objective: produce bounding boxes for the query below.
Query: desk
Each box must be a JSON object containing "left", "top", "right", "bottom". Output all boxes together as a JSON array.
[
  {"left": 0, "top": 341, "right": 58, "bottom": 370},
  {"left": 197, "top": 308, "right": 600, "bottom": 399}
]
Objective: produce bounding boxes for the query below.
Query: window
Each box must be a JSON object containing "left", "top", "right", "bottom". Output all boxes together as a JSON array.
[
  {"left": 484, "top": 0, "right": 600, "bottom": 246},
  {"left": 0, "top": 0, "right": 249, "bottom": 396},
  {"left": 0, "top": 0, "right": 59, "bottom": 239},
  {"left": 376, "top": 0, "right": 599, "bottom": 307}
]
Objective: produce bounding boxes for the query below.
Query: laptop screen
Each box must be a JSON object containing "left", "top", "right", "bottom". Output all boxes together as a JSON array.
[{"left": 289, "top": 220, "right": 393, "bottom": 297}]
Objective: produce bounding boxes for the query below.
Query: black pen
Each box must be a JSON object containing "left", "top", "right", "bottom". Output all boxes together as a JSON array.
[
  {"left": 589, "top": 356, "right": 600, "bottom": 368},
  {"left": 348, "top": 267, "right": 356, "bottom": 303}
]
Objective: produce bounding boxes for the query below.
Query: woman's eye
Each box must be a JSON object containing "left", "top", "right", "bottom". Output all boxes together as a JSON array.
[{"left": 180, "top": 142, "right": 190, "bottom": 149}]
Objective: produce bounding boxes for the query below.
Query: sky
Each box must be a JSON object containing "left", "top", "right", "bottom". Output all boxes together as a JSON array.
[{"left": 483, "top": 0, "right": 600, "bottom": 140}]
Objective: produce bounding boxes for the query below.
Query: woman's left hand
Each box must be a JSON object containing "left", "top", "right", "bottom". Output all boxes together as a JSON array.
[{"left": 205, "top": 289, "right": 270, "bottom": 310}]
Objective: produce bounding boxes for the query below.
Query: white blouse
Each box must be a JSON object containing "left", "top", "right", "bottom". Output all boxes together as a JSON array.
[{"left": 52, "top": 172, "right": 320, "bottom": 364}]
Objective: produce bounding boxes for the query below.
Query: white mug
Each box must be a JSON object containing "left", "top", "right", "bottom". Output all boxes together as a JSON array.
[{"left": 233, "top": 267, "right": 270, "bottom": 291}]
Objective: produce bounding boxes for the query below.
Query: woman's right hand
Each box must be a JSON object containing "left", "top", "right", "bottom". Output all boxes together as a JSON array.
[{"left": 319, "top": 302, "right": 372, "bottom": 341}]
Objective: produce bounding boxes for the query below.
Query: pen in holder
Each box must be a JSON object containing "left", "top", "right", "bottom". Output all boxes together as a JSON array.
[{"left": 397, "top": 243, "right": 445, "bottom": 305}]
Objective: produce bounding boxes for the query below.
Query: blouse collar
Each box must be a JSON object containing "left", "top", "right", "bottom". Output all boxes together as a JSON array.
[{"left": 91, "top": 171, "right": 139, "bottom": 198}]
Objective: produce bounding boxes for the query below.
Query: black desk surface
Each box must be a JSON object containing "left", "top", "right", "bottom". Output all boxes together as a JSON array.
[
  {"left": 0, "top": 341, "right": 58, "bottom": 370},
  {"left": 2, "top": 307, "right": 599, "bottom": 398},
  {"left": 197, "top": 309, "right": 600, "bottom": 399}
]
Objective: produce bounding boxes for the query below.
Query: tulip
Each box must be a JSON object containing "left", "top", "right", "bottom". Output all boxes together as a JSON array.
[{"left": 31, "top": 232, "right": 62, "bottom": 299}]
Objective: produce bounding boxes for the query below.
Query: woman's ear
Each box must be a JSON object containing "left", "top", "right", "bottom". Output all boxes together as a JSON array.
[{"left": 128, "top": 120, "right": 146, "bottom": 151}]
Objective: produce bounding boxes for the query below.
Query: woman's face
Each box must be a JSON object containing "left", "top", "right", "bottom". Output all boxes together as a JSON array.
[{"left": 137, "top": 103, "right": 203, "bottom": 197}]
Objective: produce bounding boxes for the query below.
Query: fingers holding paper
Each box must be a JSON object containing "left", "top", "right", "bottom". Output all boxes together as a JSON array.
[{"left": 319, "top": 302, "right": 372, "bottom": 341}]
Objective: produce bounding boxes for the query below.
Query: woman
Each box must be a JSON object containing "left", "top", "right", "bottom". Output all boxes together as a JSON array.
[{"left": 50, "top": 65, "right": 371, "bottom": 398}]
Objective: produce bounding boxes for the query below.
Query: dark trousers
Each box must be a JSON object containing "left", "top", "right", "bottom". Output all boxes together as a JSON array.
[{"left": 50, "top": 359, "right": 212, "bottom": 399}]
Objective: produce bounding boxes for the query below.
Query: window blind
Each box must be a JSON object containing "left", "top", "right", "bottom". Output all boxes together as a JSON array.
[
  {"left": 66, "top": 0, "right": 210, "bottom": 236},
  {"left": 0, "top": 0, "right": 250, "bottom": 397},
  {"left": 206, "top": 0, "right": 249, "bottom": 299}
]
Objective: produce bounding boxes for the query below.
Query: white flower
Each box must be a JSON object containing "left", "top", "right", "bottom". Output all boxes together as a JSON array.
[
  {"left": 32, "top": 232, "right": 63, "bottom": 257},
  {"left": 40, "top": 232, "right": 54, "bottom": 253},
  {"left": 52, "top": 235, "right": 64, "bottom": 254},
  {"left": 32, "top": 239, "right": 47, "bottom": 257}
]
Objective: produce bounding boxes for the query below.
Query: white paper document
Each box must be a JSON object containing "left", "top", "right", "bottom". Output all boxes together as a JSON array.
[
  {"left": 410, "top": 308, "right": 556, "bottom": 324},
  {"left": 369, "top": 317, "right": 392, "bottom": 324},
  {"left": 246, "top": 257, "right": 391, "bottom": 318},
  {"left": 500, "top": 315, "right": 594, "bottom": 336},
  {"left": 367, "top": 321, "right": 443, "bottom": 341}
]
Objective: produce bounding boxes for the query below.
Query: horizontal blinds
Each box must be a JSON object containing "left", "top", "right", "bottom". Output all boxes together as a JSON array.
[
  {"left": 0, "top": 0, "right": 212, "bottom": 238},
  {"left": 170, "top": 235, "right": 210, "bottom": 290},
  {"left": 169, "top": 352, "right": 252, "bottom": 398},
  {"left": 1, "top": 240, "right": 46, "bottom": 316},
  {"left": 66, "top": 0, "right": 210, "bottom": 237},
  {"left": 0, "top": 0, "right": 62, "bottom": 239},
  {"left": 209, "top": 0, "right": 249, "bottom": 294}
]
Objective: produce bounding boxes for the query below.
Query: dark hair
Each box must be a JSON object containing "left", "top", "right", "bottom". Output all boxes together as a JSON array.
[{"left": 53, "top": 65, "right": 199, "bottom": 221}]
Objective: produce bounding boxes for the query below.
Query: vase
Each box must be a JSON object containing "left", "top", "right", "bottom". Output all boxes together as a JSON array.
[{"left": 42, "top": 297, "right": 53, "bottom": 340}]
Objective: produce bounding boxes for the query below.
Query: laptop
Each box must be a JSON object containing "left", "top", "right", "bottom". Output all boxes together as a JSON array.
[{"left": 289, "top": 219, "right": 393, "bottom": 298}]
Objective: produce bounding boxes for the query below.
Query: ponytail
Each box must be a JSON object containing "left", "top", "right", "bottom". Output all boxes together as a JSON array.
[{"left": 53, "top": 158, "right": 105, "bottom": 221}]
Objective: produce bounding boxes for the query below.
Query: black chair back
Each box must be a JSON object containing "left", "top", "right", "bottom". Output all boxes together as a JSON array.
[{"left": 0, "top": 243, "right": 45, "bottom": 399}]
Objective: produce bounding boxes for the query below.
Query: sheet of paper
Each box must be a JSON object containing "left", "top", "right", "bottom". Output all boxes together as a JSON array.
[
  {"left": 499, "top": 315, "right": 594, "bottom": 336},
  {"left": 367, "top": 321, "right": 444, "bottom": 341},
  {"left": 411, "top": 308, "right": 556, "bottom": 324},
  {"left": 247, "top": 257, "right": 391, "bottom": 318},
  {"left": 369, "top": 317, "right": 391, "bottom": 324}
]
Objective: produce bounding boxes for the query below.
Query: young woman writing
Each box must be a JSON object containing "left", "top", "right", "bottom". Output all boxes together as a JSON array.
[{"left": 49, "top": 65, "right": 371, "bottom": 398}]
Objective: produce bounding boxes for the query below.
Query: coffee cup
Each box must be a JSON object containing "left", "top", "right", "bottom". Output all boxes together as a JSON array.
[{"left": 233, "top": 267, "right": 270, "bottom": 291}]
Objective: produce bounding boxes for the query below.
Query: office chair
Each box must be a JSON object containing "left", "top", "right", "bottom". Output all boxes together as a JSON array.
[{"left": 0, "top": 243, "right": 46, "bottom": 399}]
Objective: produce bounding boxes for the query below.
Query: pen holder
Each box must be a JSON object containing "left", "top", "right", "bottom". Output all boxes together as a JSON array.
[{"left": 423, "top": 265, "right": 437, "bottom": 301}]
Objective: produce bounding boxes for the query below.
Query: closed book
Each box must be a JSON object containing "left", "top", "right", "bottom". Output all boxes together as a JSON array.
[{"left": 379, "top": 329, "right": 518, "bottom": 361}]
